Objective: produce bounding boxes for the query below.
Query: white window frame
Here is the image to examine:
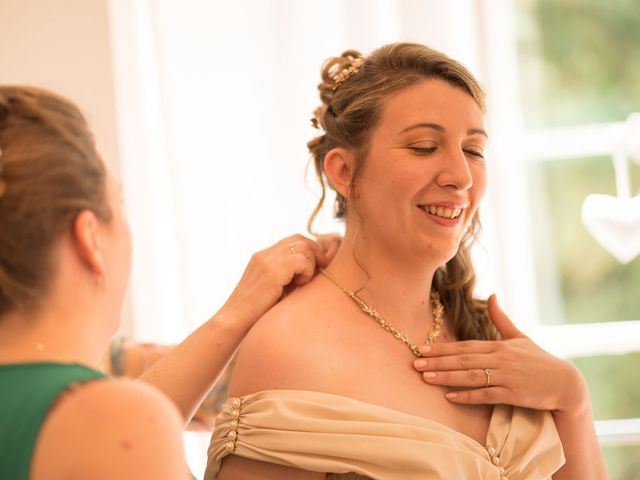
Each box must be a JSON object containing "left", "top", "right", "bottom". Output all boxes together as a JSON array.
[{"left": 480, "top": 0, "right": 640, "bottom": 447}]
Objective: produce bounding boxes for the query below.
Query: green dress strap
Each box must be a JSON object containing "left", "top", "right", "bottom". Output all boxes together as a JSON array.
[{"left": 0, "top": 362, "right": 106, "bottom": 480}]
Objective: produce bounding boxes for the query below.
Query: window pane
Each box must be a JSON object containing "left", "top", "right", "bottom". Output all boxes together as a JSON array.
[
  {"left": 574, "top": 354, "right": 640, "bottom": 478},
  {"left": 573, "top": 353, "right": 640, "bottom": 420},
  {"left": 516, "top": 0, "right": 640, "bottom": 128},
  {"left": 529, "top": 156, "right": 640, "bottom": 324},
  {"left": 602, "top": 444, "right": 640, "bottom": 480}
]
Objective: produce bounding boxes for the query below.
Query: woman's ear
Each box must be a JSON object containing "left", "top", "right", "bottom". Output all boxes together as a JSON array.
[
  {"left": 72, "top": 210, "right": 106, "bottom": 275},
  {"left": 324, "top": 147, "right": 355, "bottom": 199}
]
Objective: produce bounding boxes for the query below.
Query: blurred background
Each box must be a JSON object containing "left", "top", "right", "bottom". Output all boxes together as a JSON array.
[{"left": 1, "top": 0, "right": 639, "bottom": 478}]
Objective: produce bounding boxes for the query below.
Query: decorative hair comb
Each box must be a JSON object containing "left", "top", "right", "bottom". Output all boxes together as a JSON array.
[{"left": 332, "top": 57, "right": 364, "bottom": 92}]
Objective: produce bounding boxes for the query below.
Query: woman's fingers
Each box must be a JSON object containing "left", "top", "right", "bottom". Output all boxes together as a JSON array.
[
  {"left": 220, "top": 233, "right": 336, "bottom": 326},
  {"left": 286, "top": 249, "right": 316, "bottom": 286},
  {"left": 285, "top": 239, "right": 316, "bottom": 267},
  {"left": 219, "top": 232, "right": 340, "bottom": 328},
  {"left": 315, "top": 233, "right": 341, "bottom": 265},
  {"left": 280, "top": 234, "right": 333, "bottom": 268},
  {"left": 280, "top": 232, "right": 342, "bottom": 269},
  {"left": 418, "top": 340, "right": 497, "bottom": 358},
  {"left": 282, "top": 237, "right": 329, "bottom": 286},
  {"left": 411, "top": 298, "right": 586, "bottom": 412},
  {"left": 422, "top": 368, "right": 499, "bottom": 388},
  {"left": 444, "top": 386, "right": 512, "bottom": 405},
  {"left": 413, "top": 353, "right": 496, "bottom": 372}
]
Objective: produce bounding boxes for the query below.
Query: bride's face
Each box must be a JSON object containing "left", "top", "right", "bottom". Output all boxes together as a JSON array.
[{"left": 351, "top": 78, "right": 487, "bottom": 264}]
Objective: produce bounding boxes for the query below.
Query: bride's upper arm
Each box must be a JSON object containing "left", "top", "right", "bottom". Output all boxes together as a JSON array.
[
  {"left": 227, "top": 304, "right": 319, "bottom": 397},
  {"left": 217, "top": 306, "right": 327, "bottom": 479}
]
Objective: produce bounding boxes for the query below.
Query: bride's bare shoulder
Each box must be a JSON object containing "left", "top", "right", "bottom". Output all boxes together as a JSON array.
[{"left": 227, "top": 275, "right": 351, "bottom": 397}]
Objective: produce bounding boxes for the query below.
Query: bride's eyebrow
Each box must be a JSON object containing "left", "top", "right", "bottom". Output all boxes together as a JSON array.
[
  {"left": 399, "top": 123, "right": 488, "bottom": 139},
  {"left": 399, "top": 123, "right": 445, "bottom": 134},
  {"left": 467, "top": 128, "right": 488, "bottom": 138}
]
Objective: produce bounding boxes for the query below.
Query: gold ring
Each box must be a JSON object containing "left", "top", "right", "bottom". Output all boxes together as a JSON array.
[
  {"left": 484, "top": 368, "right": 492, "bottom": 387},
  {"left": 288, "top": 243, "right": 296, "bottom": 255}
]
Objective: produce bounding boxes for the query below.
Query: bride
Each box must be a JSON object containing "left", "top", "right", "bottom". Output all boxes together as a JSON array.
[{"left": 206, "top": 43, "right": 607, "bottom": 480}]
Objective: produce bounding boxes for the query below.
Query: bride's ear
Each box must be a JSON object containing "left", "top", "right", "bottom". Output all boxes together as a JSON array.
[{"left": 324, "top": 148, "right": 356, "bottom": 199}]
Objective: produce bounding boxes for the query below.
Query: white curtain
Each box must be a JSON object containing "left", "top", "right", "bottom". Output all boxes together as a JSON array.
[{"left": 105, "top": 1, "right": 540, "bottom": 477}]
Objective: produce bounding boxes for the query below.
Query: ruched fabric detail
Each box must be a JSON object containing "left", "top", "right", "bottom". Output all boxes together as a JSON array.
[{"left": 205, "top": 389, "right": 564, "bottom": 480}]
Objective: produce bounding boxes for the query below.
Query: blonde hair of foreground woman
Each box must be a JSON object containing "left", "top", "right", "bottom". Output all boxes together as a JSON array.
[{"left": 308, "top": 42, "right": 497, "bottom": 342}]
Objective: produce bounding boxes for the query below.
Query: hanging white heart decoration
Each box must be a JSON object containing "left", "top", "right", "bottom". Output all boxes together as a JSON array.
[{"left": 581, "top": 194, "right": 640, "bottom": 264}]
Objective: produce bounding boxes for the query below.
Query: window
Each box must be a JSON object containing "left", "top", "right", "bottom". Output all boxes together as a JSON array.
[{"left": 483, "top": 1, "right": 640, "bottom": 477}]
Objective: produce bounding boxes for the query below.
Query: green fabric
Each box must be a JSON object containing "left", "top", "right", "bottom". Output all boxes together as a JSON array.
[{"left": 0, "top": 362, "right": 106, "bottom": 480}]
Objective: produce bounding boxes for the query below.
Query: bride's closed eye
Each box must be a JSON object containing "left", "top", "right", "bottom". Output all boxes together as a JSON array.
[{"left": 408, "top": 146, "right": 437, "bottom": 155}]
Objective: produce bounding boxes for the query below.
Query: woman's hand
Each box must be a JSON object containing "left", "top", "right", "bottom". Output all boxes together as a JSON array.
[
  {"left": 218, "top": 234, "right": 341, "bottom": 329},
  {"left": 413, "top": 295, "right": 589, "bottom": 413}
]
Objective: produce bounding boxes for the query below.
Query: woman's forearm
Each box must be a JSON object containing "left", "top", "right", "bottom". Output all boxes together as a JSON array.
[
  {"left": 552, "top": 374, "right": 608, "bottom": 480},
  {"left": 138, "top": 311, "right": 251, "bottom": 425}
]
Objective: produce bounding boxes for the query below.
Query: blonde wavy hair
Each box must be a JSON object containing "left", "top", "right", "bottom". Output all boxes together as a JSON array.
[{"left": 307, "top": 43, "right": 498, "bottom": 341}]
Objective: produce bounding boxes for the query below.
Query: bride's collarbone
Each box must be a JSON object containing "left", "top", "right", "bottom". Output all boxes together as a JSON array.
[
  {"left": 251, "top": 303, "right": 493, "bottom": 445},
  {"left": 244, "top": 334, "right": 493, "bottom": 445},
  {"left": 306, "top": 337, "right": 494, "bottom": 446}
]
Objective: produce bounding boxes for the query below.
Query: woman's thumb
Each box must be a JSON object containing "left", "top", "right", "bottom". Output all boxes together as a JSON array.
[{"left": 488, "top": 294, "right": 523, "bottom": 339}]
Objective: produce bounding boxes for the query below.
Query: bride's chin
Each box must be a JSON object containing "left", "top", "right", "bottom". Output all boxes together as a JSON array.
[{"left": 415, "top": 241, "right": 460, "bottom": 264}]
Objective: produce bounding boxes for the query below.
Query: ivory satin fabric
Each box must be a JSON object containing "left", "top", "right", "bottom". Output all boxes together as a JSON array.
[{"left": 205, "top": 389, "right": 565, "bottom": 480}]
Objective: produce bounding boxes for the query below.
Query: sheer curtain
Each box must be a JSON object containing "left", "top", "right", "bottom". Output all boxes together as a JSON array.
[
  {"left": 107, "top": 0, "right": 490, "bottom": 343},
  {"left": 106, "top": 1, "right": 543, "bottom": 477}
]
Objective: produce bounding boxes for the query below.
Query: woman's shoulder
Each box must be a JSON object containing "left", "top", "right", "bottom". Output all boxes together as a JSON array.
[
  {"left": 31, "top": 377, "right": 189, "bottom": 480},
  {"left": 228, "top": 276, "right": 355, "bottom": 397}
]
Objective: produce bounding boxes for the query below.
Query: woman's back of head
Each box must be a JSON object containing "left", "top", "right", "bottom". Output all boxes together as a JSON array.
[
  {"left": 0, "top": 86, "right": 110, "bottom": 317},
  {"left": 0, "top": 86, "right": 189, "bottom": 480}
]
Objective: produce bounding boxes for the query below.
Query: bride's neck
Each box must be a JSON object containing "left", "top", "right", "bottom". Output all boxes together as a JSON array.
[{"left": 324, "top": 232, "right": 440, "bottom": 332}]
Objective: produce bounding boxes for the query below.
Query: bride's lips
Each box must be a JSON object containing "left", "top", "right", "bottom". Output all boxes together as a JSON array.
[{"left": 417, "top": 203, "right": 467, "bottom": 227}]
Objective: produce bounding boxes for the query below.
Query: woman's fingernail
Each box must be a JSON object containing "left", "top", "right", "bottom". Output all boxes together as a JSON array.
[
  {"left": 445, "top": 392, "right": 458, "bottom": 399},
  {"left": 414, "top": 359, "right": 428, "bottom": 369},
  {"left": 419, "top": 345, "right": 432, "bottom": 355},
  {"left": 423, "top": 372, "right": 436, "bottom": 379}
]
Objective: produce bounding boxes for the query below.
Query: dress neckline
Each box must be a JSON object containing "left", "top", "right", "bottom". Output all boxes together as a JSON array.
[{"left": 232, "top": 388, "right": 508, "bottom": 454}]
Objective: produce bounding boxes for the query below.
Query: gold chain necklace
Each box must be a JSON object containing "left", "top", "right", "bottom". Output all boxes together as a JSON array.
[{"left": 320, "top": 270, "right": 445, "bottom": 357}]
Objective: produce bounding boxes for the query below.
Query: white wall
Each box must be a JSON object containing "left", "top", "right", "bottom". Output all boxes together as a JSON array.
[{"left": 0, "top": 0, "right": 133, "bottom": 335}]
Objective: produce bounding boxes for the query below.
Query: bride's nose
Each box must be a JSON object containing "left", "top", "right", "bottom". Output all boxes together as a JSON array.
[{"left": 436, "top": 147, "right": 473, "bottom": 191}]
